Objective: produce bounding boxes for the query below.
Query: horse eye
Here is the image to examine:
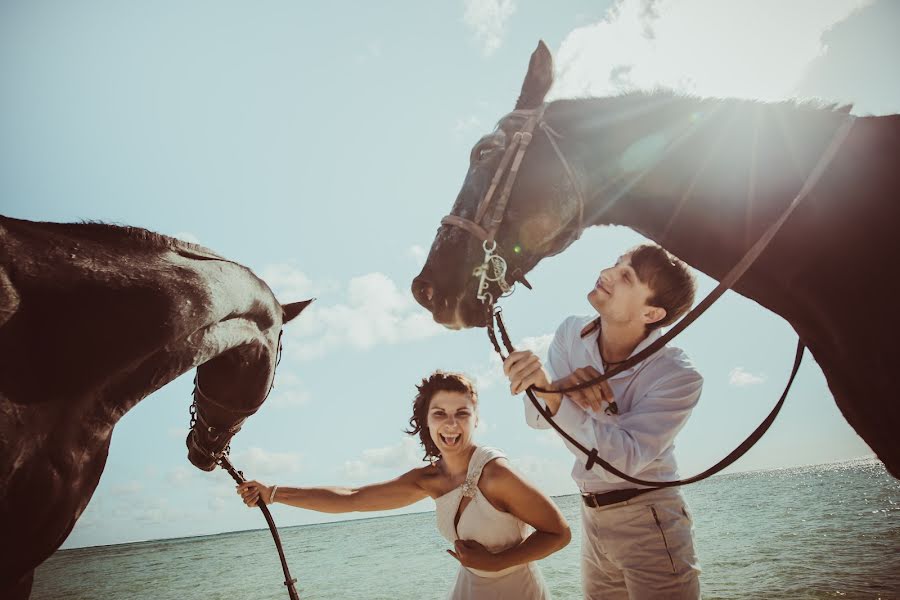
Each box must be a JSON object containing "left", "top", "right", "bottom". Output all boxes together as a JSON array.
[{"left": 471, "top": 143, "right": 496, "bottom": 164}]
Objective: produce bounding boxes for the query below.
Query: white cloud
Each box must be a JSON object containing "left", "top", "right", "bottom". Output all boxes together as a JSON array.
[
  {"left": 453, "top": 115, "right": 482, "bottom": 138},
  {"left": 229, "top": 447, "right": 303, "bottom": 477},
  {"left": 341, "top": 437, "right": 424, "bottom": 480},
  {"left": 355, "top": 40, "right": 383, "bottom": 64},
  {"left": 283, "top": 272, "right": 445, "bottom": 361},
  {"left": 132, "top": 497, "right": 182, "bottom": 524},
  {"left": 408, "top": 244, "right": 427, "bottom": 267},
  {"left": 470, "top": 332, "right": 553, "bottom": 391},
  {"left": 729, "top": 366, "right": 766, "bottom": 387},
  {"left": 166, "top": 466, "right": 195, "bottom": 487},
  {"left": 549, "top": 0, "right": 870, "bottom": 102},
  {"left": 520, "top": 334, "right": 553, "bottom": 358},
  {"left": 258, "top": 263, "right": 322, "bottom": 301},
  {"left": 208, "top": 497, "right": 227, "bottom": 512},
  {"left": 167, "top": 426, "right": 189, "bottom": 440},
  {"left": 510, "top": 454, "right": 579, "bottom": 497},
  {"left": 268, "top": 371, "right": 312, "bottom": 408},
  {"left": 171, "top": 231, "right": 201, "bottom": 245},
  {"left": 111, "top": 481, "right": 143, "bottom": 495},
  {"left": 463, "top": 0, "right": 517, "bottom": 56}
]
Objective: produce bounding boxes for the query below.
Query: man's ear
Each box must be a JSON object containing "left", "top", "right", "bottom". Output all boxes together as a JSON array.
[{"left": 644, "top": 306, "right": 667, "bottom": 326}]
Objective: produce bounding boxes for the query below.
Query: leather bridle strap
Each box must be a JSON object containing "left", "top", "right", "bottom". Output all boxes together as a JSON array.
[{"left": 440, "top": 104, "right": 586, "bottom": 247}]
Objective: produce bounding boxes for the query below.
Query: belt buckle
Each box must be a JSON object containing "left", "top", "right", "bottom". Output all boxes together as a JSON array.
[{"left": 581, "top": 493, "right": 598, "bottom": 509}]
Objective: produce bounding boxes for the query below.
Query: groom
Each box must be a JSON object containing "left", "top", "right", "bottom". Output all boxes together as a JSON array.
[{"left": 503, "top": 243, "right": 703, "bottom": 599}]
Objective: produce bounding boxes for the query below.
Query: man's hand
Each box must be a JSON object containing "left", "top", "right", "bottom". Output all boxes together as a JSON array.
[
  {"left": 502, "top": 351, "right": 565, "bottom": 415},
  {"left": 447, "top": 539, "right": 505, "bottom": 572},
  {"left": 555, "top": 366, "right": 615, "bottom": 413}
]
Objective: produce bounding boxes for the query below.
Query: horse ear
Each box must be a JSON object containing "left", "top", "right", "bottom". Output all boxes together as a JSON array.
[
  {"left": 515, "top": 40, "right": 553, "bottom": 110},
  {"left": 282, "top": 299, "right": 314, "bottom": 324}
]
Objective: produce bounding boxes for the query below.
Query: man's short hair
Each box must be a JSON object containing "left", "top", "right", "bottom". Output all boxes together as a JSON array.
[{"left": 629, "top": 244, "right": 697, "bottom": 331}]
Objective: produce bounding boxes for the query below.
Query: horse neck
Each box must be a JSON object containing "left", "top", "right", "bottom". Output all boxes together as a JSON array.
[{"left": 556, "top": 95, "right": 853, "bottom": 319}]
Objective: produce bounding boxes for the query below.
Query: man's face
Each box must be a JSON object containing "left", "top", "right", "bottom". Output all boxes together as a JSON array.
[{"left": 587, "top": 253, "right": 661, "bottom": 326}]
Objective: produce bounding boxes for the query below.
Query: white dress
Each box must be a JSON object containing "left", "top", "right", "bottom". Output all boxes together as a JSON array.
[{"left": 435, "top": 446, "right": 551, "bottom": 599}]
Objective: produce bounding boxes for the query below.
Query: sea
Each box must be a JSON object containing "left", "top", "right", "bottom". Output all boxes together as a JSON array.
[{"left": 32, "top": 458, "right": 900, "bottom": 600}]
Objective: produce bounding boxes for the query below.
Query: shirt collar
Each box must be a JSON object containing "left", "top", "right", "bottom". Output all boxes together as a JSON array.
[{"left": 583, "top": 321, "right": 664, "bottom": 377}]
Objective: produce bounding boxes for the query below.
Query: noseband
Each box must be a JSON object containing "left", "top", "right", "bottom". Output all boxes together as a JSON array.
[{"left": 441, "top": 104, "right": 585, "bottom": 305}]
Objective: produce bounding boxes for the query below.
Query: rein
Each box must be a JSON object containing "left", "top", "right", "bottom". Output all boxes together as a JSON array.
[
  {"left": 188, "top": 330, "right": 301, "bottom": 598},
  {"left": 444, "top": 102, "right": 855, "bottom": 487},
  {"left": 217, "top": 454, "right": 301, "bottom": 600}
]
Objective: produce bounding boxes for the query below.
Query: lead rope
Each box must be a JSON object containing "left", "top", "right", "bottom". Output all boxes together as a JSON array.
[
  {"left": 217, "top": 454, "right": 300, "bottom": 600},
  {"left": 488, "top": 306, "right": 804, "bottom": 488},
  {"left": 203, "top": 330, "right": 300, "bottom": 598}
]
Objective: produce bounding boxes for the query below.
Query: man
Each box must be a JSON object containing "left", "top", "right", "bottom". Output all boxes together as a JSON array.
[{"left": 503, "top": 243, "right": 702, "bottom": 599}]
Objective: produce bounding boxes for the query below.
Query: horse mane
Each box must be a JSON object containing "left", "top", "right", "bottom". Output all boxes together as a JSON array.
[
  {"left": 61, "top": 220, "right": 213, "bottom": 255},
  {"left": 548, "top": 91, "right": 855, "bottom": 122}
]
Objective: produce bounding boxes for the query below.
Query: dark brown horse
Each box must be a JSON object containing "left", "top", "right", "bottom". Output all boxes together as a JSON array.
[
  {"left": 412, "top": 42, "right": 900, "bottom": 479},
  {"left": 0, "top": 216, "right": 311, "bottom": 600}
]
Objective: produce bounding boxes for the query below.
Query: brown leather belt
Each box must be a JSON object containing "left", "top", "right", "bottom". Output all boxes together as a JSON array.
[{"left": 582, "top": 488, "right": 655, "bottom": 508}]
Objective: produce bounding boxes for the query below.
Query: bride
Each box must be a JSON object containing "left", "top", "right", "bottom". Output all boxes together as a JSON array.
[{"left": 237, "top": 370, "right": 571, "bottom": 598}]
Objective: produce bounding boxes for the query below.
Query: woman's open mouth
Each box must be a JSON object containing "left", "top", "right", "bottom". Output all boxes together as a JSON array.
[{"left": 440, "top": 433, "right": 461, "bottom": 448}]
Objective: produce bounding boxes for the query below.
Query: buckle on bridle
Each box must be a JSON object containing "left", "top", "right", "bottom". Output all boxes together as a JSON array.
[{"left": 474, "top": 239, "right": 513, "bottom": 305}]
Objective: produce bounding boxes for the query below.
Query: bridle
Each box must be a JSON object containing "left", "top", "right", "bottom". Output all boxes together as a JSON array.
[
  {"left": 441, "top": 104, "right": 586, "bottom": 306},
  {"left": 443, "top": 101, "right": 856, "bottom": 487}
]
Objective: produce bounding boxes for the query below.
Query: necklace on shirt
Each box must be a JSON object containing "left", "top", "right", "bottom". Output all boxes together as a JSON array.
[{"left": 596, "top": 330, "right": 623, "bottom": 416}]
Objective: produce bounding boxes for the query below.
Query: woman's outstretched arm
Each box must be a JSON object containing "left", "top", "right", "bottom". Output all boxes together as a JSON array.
[{"left": 237, "top": 467, "right": 430, "bottom": 514}]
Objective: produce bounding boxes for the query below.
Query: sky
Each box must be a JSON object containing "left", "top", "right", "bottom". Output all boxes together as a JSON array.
[{"left": 1, "top": 0, "right": 897, "bottom": 549}]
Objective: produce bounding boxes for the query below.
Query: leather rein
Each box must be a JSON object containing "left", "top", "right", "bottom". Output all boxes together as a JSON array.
[
  {"left": 188, "top": 331, "right": 301, "bottom": 599},
  {"left": 442, "top": 103, "right": 855, "bottom": 487}
]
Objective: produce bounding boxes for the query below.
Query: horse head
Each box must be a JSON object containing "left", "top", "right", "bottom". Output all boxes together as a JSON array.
[
  {"left": 186, "top": 300, "right": 312, "bottom": 471},
  {"left": 412, "top": 41, "right": 585, "bottom": 328}
]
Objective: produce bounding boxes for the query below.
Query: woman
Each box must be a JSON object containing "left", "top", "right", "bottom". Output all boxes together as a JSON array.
[{"left": 237, "top": 370, "right": 571, "bottom": 599}]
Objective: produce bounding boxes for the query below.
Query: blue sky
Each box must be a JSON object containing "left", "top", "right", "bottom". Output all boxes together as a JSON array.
[{"left": 2, "top": 0, "right": 897, "bottom": 549}]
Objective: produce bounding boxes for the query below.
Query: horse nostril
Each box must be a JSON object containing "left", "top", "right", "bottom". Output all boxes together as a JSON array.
[{"left": 412, "top": 277, "right": 435, "bottom": 309}]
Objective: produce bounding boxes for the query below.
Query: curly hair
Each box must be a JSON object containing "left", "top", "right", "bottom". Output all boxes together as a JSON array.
[{"left": 405, "top": 371, "right": 478, "bottom": 463}]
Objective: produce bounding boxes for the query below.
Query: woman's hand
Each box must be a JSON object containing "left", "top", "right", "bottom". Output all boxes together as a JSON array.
[
  {"left": 236, "top": 480, "right": 273, "bottom": 507},
  {"left": 447, "top": 539, "right": 505, "bottom": 572}
]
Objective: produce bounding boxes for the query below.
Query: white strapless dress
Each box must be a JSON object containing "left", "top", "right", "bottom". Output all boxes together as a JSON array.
[{"left": 435, "top": 446, "right": 551, "bottom": 599}]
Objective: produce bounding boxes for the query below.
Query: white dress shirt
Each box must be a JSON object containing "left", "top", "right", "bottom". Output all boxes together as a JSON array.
[{"left": 524, "top": 315, "right": 703, "bottom": 493}]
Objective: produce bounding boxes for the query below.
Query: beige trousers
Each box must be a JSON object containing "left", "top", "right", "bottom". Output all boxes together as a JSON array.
[{"left": 580, "top": 487, "right": 701, "bottom": 599}]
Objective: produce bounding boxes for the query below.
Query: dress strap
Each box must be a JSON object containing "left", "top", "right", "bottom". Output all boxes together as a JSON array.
[{"left": 460, "top": 446, "right": 506, "bottom": 498}]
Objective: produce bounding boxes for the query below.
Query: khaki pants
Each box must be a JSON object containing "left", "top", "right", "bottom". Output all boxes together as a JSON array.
[{"left": 580, "top": 487, "right": 701, "bottom": 599}]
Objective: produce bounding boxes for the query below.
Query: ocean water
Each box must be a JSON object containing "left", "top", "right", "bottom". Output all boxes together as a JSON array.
[{"left": 33, "top": 458, "right": 900, "bottom": 599}]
